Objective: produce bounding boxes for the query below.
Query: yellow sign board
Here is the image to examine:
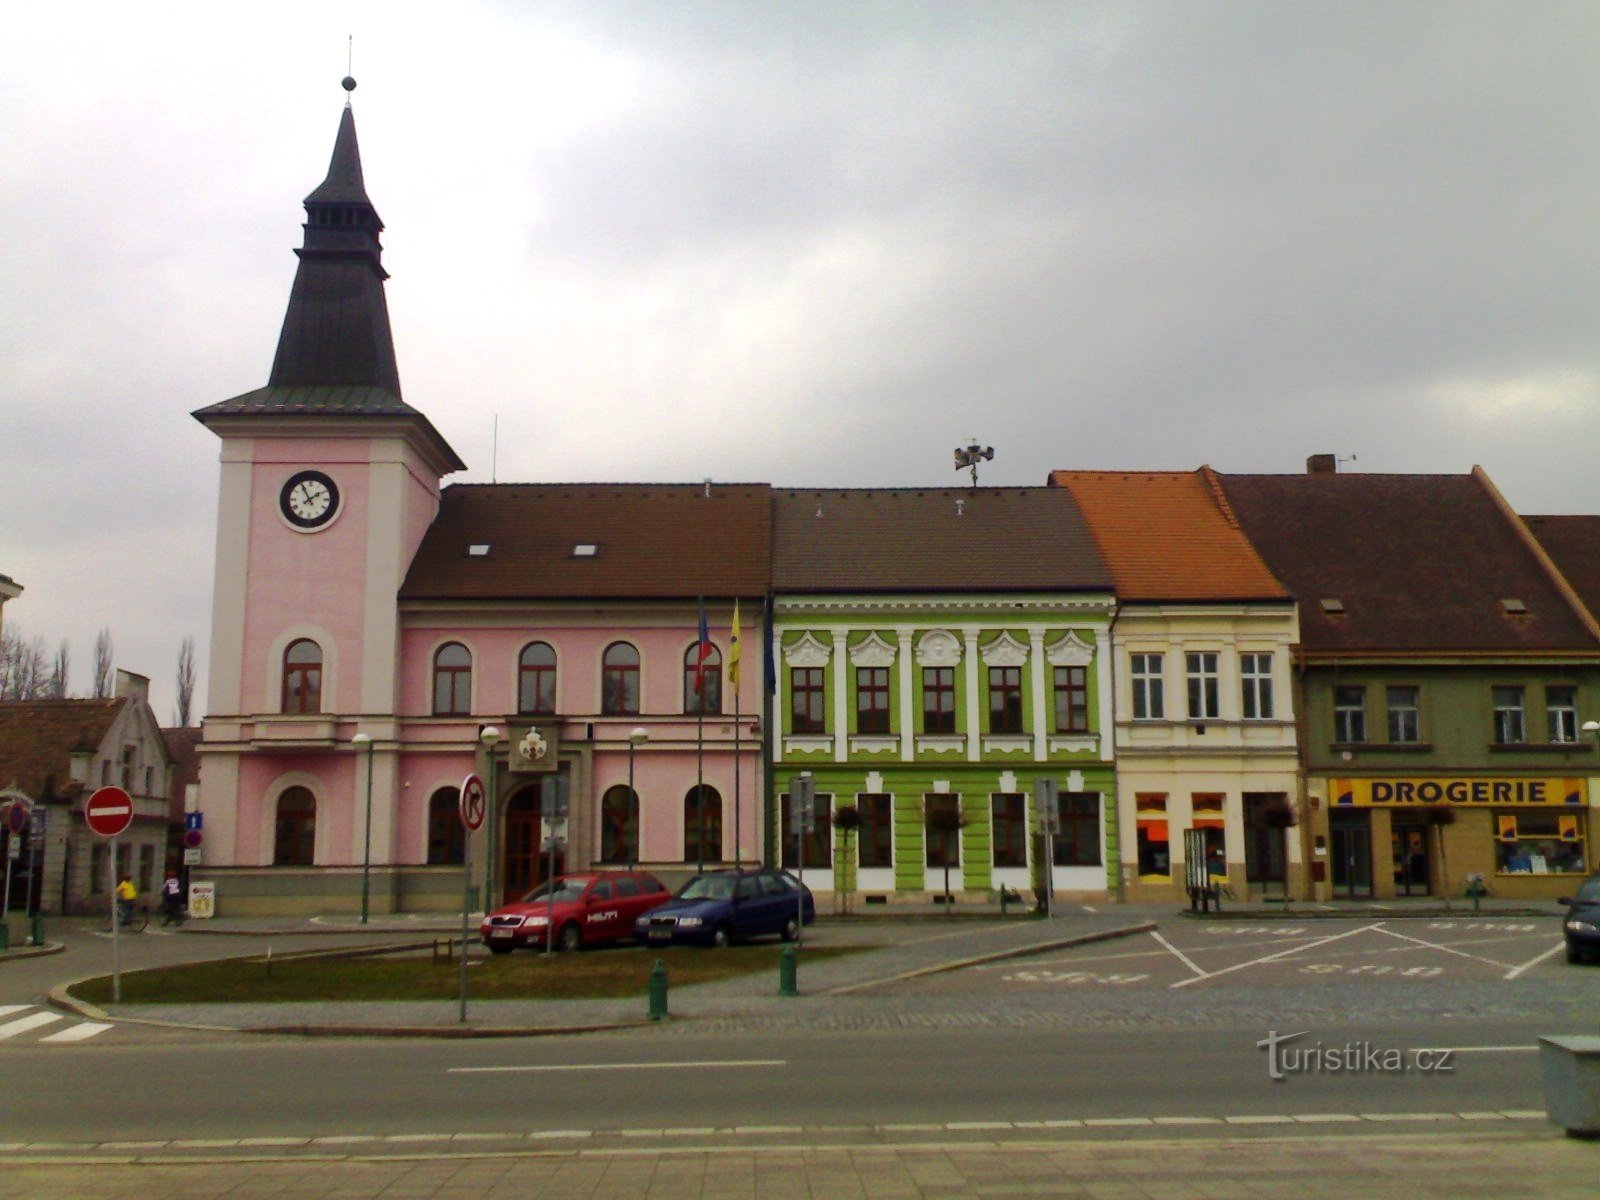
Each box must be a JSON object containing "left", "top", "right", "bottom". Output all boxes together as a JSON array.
[{"left": 1332, "top": 777, "right": 1587, "bottom": 808}]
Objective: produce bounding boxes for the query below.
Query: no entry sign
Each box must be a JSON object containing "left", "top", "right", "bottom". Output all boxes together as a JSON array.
[
  {"left": 460, "top": 773, "right": 487, "bottom": 832},
  {"left": 85, "top": 786, "right": 134, "bottom": 838}
]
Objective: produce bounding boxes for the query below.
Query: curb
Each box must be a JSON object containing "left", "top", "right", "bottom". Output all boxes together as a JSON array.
[
  {"left": 0, "top": 941, "right": 65, "bottom": 963},
  {"left": 1176, "top": 908, "right": 1556, "bottom": 921}
]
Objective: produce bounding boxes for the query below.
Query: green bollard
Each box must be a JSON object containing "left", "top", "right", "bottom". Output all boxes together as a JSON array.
[
  {"left": 647, "top": 959, "right": 669, "bottom": 1021},
  {"left": 30, "top": 913, "right": 44, "bottom": 946},
  {"left": 0, "top": 920, "right": 9, "bottom": 953},
  {"left": 779, "top": 943, "right": 798, "bottom": 997}
]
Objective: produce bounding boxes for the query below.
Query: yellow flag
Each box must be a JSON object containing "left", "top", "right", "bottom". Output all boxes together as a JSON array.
[{"left": 728, "top": 599, "right": 742, "bottom": 688}]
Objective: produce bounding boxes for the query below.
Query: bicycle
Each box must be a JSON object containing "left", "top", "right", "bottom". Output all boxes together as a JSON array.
[{"left": 105, "top": 904, "right": 149, "bottom": 933}]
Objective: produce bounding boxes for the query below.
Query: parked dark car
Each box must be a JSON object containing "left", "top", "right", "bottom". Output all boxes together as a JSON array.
[
  {"left": 481, "top": 870, "right": 670, "bottom": 953},
  {"left": 635, "top": 868, "right": 815, "bottom": 948},
  {"left": 1560, "top": 872, "right": 1600, "bottom": 964}
]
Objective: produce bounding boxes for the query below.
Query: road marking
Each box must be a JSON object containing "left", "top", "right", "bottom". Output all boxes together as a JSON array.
[
  {"left": 1370, "top": 924, "right": 1517, "bottom": 969},
  {"left": 1149, "top": 930, "right": 1207, "bottom": 979},
  {"left": 0, "top": 1012, "right": 64, "bottom": 1039},
  {"left": 0, "top": 1005, "right": 32, "bottom": 1018},
  {"left": 449, "top": 1059, "right": 787, "bottom": 1075},
  {"left": 1504, "top": 941, "right": 1565, "bottom": 980},
  {"left": 39, "top": 1022, "right": 112, "bottom": 1043},
  {"left": 1170, "top": 923, "right": 1379, "bottom": 989}
]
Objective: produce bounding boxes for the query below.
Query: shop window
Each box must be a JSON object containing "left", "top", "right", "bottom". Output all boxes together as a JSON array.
[
  {"left": 780, "top": 792, "right": 833, "bottom": 868},
  {"left": 1492, "top": 686, "right": 1526, "bottom": 744},
  {"left": 1334, "top": 686, "right": 1366, "bottom": 742},
  {"left": 601, "top": 642, "right": 640, "bottom": 715},
  {"left": 991, "top": 793, "right": 1027, "bottom": 867},
  {"left": 517, "top": 642, "right": 556, "bottom": 715},
  {"left": 1186, "top": 653, "right": 1219, "bottom": 720},
  {"left": 922, "top": 667, "right": 956, "bottom": 734},
  {"left": 283, "top": 638, "right": 323, "bottom": 714},
  {"left": 432, "top": 643, "right": 472, "bottom": 716},
  {"left": 1496, "top": 811, "right": 1586, "bottom": 875},
  {"left": 791, "top": 667, "right": 825, "bottom": 733},
  {"left": 427, "top": 786, "right": 464, "bottom": 865},
  {"left": 856, "top": 667, "right": 890, "bottom": 734},
  {"left": 599, "top": 785, "right": 638, "bottom": 864},
  {"left": 857, "top": 793, "right": 893, "bottom": 868},
  {"left": 1547, "top": 686, "right": 1578, "bottom": 743},
  {"left": 924, "top": 794, "right": 962, "bottom": 867},
  {"left": 273, "top": 787, "right": 316, "bottom": 866},
  {"left": 1240, "top": 653, "right": 1273, "bottom": 720},
  {"left": 683, "top": 785, "right": 722, "bottom": 864},
  {"left": 684, "top": 642, "right": 722, "bottom": 715},
  {"left": 1130, "top": 653, "right": 1164, "bottom": 720},
  {"left": 1386, "top": 686, "right": 1420, "bottom": 743},
  {"left": 1053, "top": 665, "right": 1088, "bottom": 732},
  {"left": 1136, "top": 794, "right": 1170, "bottom": 878},
  {"left": 1053, "top": 792, "right": 1102, "bottom": 866},
  {"left": 988, "top": 666, "right": 1024, "bottom": 734},
  {"left": 1191, "top": 794, "right": 1226, "bottom": 880}
]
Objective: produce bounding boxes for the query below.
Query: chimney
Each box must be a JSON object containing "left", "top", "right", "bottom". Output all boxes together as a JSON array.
[{"left": 1306, "top": 454, "right": 1337, "bottom": 475}]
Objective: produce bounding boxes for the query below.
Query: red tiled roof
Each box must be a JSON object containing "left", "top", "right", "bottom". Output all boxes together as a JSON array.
[
  {"left": 1220, "top": 471, "right": 1599, "bottom": 654},
  {"left": 1523, "top": 515, "right": 1600, "bottom": 624},
  {"left": 1049, "top": 469, "right": 1288, "bottom": 602},
  {"left": 161, "top": 726, "right": 202, "bottom": 822},
  {"left": 400, "top": 484, "right": 772, "bottom": 601},
  {"left": 0, "top": 699, "right": 122, "bottom": 801},
  {"left": 772, "top": 488, "right": 1112, "bottom": 593}
]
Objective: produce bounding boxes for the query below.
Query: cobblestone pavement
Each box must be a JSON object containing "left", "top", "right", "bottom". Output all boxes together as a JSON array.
[{"left": 2, "top": 1130, "right": 1596, "bottom": 1199}]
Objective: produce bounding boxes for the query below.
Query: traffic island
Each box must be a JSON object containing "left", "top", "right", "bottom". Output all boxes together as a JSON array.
[{"left": 1539, "top": 1036, "right": 1600, "bottom": 1138}]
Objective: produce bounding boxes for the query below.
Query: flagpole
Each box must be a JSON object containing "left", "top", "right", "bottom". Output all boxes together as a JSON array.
[
  {"left": 696, "top": 597, "right": 706, "bottom": 874},
  {"left": 733, "top": 601, "right": 742, "bottom": 873}
]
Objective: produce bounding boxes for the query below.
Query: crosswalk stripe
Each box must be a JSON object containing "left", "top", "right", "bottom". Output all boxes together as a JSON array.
[
  {"left": 0, "top": 1012, "right": 65, "bottom": 1039},
  {"left": 0, "top": 1005, "right": 34, "bottom": 1018},
  {"left": 40, "top": 1022, "right": 113, "bottom": 1043}
]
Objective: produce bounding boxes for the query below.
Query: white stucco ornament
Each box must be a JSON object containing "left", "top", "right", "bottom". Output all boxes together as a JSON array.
[
  {"left": 980, "top": 632, "right": 1029, "bottom": 667},
  {"left": 784, "top": 632, "right": 832, "bottom": 667},
  {"left": 518, "top": 729, "right": 548, "bottom": 764},
  {"left": 915, "top": 629, "right": 961, "bottom": 667},
  {"left": 849, "top": 632, "right": 897, "bottom": 668},
  {"left": 1046, "top": 630, "right": 1094, "bottom": 667}
]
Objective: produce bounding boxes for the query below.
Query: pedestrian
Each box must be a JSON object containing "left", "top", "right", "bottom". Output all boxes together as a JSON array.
[
  {"left": 115, "top": 875, "right": 137, "bottom": 926},
  {"left": 161, "top": 870, "right": 183, "bottom": 923}
]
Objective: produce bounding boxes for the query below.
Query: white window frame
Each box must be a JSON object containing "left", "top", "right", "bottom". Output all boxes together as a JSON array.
[
  {"left": 1240, "top": 653, "right": 1274, "bottom": 720},
  {"left": 1334, "top": 686, "right": 1366, "bottom": 743},
  {"left": 1547, "top": 686, "right": 1578, "bottom": 743},
  {"left": 1492, "top": 686, "right": 1526, "bottom": 745},
  {"left": 1186, "top": 652, "right": 1220, "bottom": 720},
  {"left": 1130, "top": 653, "right": 1164, "bottom": 721},
  {"left": 1386, "top": 685, "right": 1420, "bottom": 744}
]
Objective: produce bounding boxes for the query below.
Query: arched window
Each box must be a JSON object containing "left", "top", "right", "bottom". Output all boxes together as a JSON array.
[
  {"left": 599, "top": 785, "right": 639, "bottom": 865},
  {"left": 282, "top": 639, "right": 323, "bottom": 714},
  {"left": 273, "top": 787, "right": 316, "bottom": 866},
  {"left": 427, "top": 786, "right": 464, "bottom": 865},
  {"left": 683, "top": 785, "right": 723, "bottom": 865},
  {"left": 433, "top": 643, "right": 472, "bottom": 716},
  {"left": 518, "top": 642, "right": 557, "bottom": 715},
  {"left": 601, "top": 642, "right": 640, "bottom": 715},
  {"left": 684, "top": 643, "right": 722, "bottom": 715}
]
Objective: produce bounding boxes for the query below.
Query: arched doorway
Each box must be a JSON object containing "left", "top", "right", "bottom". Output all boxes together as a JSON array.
[{"left": 502, "top": 774, "right": 568, "bottom": 904}]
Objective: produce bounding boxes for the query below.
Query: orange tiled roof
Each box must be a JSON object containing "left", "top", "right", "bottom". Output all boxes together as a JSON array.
[{"left": 1048, "top": 469, "right": 1288, "bottom": 602}]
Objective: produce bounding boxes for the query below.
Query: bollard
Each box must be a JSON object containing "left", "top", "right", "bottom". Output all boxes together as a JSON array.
[
  {"left": 30, "top": 913, "right": 43, "bottom": 947},
  {"left": 779, "top": 943, "right": 798, "bottom": 997},
  {"left": 647, "top": 959, "right": 669, "bottom": 1020},
  {"left": 0, "top": 920, "right": 8, "bottom": 953}
]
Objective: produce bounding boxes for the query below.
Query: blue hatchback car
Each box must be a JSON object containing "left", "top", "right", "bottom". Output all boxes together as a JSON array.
[{"left": 635, "top": 867, "right": 815, "bottom": 947}]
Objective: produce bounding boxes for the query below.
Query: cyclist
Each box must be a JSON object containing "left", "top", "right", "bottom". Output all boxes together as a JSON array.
[
  {"left": 161, "top": 870, "right": 184, "bottom": 924},
  {"left": 115, "top": 876, "right": 137, "bottom": 926}
]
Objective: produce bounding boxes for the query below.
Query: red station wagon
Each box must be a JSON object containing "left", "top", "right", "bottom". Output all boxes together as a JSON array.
[{"left": 481, "top": 870, "right": 671, "bottom": 953}]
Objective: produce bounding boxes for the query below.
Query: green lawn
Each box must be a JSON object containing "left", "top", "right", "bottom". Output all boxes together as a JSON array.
[{"left": 73, "top": 942, "right": 869, "bottom": 1005}]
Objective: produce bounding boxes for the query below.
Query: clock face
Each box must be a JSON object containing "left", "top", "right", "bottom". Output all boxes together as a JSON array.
[{"left": 279, "top": 470, "right": 340, "bottom": 530}]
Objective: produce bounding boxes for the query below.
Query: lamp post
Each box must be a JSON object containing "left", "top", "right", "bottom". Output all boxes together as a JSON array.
[
  {"left": 480, "top": 726, "right": 501, "bottom": 909},
  {"left": 352, "top": 733, "right": 374, "bottom": 925},
  {"left": 627, "top": 727, "right": 648, "bottom": 870}
]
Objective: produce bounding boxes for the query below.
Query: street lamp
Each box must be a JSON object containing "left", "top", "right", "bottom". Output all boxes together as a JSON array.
[
  {"left": 352, "top": 732, "right": 374, "bottom": 925},
  {"left": 1584, "top": 719, "right": 1600, "bottom": 752},
  {"left": 627, "top": 727, "right": 648, "bottom": 870},
  {"left": 480, "top": 726, "right": 501, "bottom": 908}
]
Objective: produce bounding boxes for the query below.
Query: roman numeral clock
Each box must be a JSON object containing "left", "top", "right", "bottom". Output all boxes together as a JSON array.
[{"left": 279, "top": 469, "right": 341, "bottom": 531}]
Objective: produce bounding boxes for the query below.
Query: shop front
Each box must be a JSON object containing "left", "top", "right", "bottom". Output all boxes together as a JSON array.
[{"left": 1328, "top": 775, "right": 1592, "bottom": 902}]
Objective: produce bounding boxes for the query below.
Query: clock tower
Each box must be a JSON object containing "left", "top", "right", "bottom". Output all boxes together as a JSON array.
[{"left": 193, "top": 85, "right": 464, "bottom": 894}]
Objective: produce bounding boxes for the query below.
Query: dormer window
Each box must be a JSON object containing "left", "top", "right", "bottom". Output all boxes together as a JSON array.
[
  {"left": 573, "top": 544, "right": 598, "bottom": 557},
  {"left": 468, "top": 544, "right": 490, "bottom": 557},
  {"left": 1501, "top": 598, "right": 1528, "bottom": 615},
  {"left": 1319, "top": 598, "right": 1346, "bottom": 614}
]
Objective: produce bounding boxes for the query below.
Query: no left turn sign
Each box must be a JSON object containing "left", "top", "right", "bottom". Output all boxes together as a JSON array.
[{"left": 460, "top": 773, "right": 487, "bottom": 832}]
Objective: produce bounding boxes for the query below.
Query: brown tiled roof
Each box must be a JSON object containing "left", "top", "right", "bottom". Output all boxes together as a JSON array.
[
  {"left": 400, "top": 484, "right": 773, "bottom": 601},
  {"left": 1523, "top": 515, "right": 1600, "bottom": 623},
  {"left": 1220, "top": 471, "right": 1600, "bottom": 654},
  {"left": 772, "top": 488, "right": 1112, "bottom": 593},
  {"left": 0, "top": 699, "right": 121, "bottom": 801},
  {"left": 1049, "top": 469, "right": 1288, "bottom": 602},
  {"left": 161, "top": 727, "right": 202, "bottom": 821}
]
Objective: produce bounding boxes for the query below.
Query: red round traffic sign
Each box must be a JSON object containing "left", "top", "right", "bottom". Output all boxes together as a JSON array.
[
  {"left": 182, "top": 828, "right": 204, "bottom": 850},
  {"left": 460, "top": 774, "right": 487, "bottom": 832},
  {"left": 6, "top": 802, "right": 28, "bottom": 836},
  {"left": 85, "top": 786, "right": 134, "bottom": 838}
]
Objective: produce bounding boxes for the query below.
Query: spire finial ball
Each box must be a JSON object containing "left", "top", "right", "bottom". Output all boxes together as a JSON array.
[{"left": 341, "top": 75, "right": 357, "bottom": 93}]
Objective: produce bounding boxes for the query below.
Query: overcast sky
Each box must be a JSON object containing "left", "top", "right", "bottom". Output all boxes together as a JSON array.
[{"left": 3, "top": 0, "right": 1597, "bottom": 723}]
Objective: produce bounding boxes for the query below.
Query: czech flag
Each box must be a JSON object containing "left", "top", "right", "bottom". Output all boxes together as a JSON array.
[{"left": 694, "top": 601, "right": 713, "bottom": 694}]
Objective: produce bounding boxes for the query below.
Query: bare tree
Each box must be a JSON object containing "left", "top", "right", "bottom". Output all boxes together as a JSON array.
[
  {"left": 91, "top": 627, "right": 113, "bottom": 699},
  {"left": 0, "top": 627, "right": 50, "bottom": 700},
  {"left": 49, "top": 639, "right": 71, "bottom": 698},
  {"left": 175, "top": 635, "right": 196, "bottom": 725}
]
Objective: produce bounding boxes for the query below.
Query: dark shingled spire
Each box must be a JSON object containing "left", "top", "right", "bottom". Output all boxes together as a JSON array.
[{"left": 195, "top": 95, "right": 465, "bottom": 471}]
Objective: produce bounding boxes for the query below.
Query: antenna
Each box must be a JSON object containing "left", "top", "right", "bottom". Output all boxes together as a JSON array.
[
  {"left": 341, "top": 37, "right": 356, "bottom": 101},
  {"left": 1337, "top": 453, "right": 1358, "bottom": 472},
  {"left": 952, "top": 437, "right": 995, "bottom": 487},
  {"left": 491, "top": 414, "right": 498, "bottom": 484}
]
